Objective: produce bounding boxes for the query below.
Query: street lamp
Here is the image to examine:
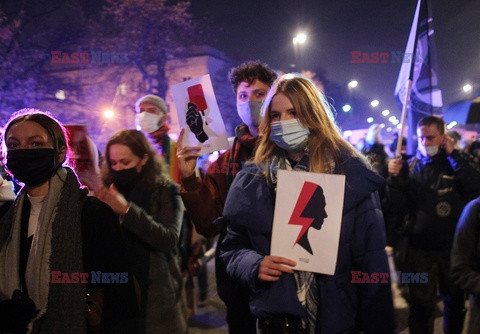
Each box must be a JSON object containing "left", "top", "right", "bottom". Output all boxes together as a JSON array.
[
  {"left": 447, "top": 121, "right": 457, "bottom": 129},
  {"left": 463, "top": 84, "right": 472, "bottom": 93},
  {"left": 370, "top": 99, "right": 379, "bottom": 107},
  {"left": 342, "top": 104, "right": 352, "bottom": 112},
  {"left": 103, "top": 109, "right": 114, "bottom": 119},
  {"left": 292, "top": 33, "right": 307, "bottom": 45},
  {"left": 55, "top": 90, "right": 66, "bottom": 100},
  {"left": 348, "top": 80, "right": 358, "bottom": 89}
]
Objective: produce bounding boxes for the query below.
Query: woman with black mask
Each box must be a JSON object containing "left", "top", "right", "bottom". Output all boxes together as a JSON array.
[
  {"left": 96, "top": 129, "right": 188, "bottom": 333},
  {"left": 0, "top": 110, "right": 137, "bottom": 333}
]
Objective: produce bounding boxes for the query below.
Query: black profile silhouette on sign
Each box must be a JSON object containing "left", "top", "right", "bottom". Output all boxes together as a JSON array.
[{"left": 288, "top": 181, "right": 328, "bottom": 255}]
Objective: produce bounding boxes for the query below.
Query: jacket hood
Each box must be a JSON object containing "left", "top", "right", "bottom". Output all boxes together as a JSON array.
[{"left": 341, "top": 155, "right": 385, "bottom": 212}]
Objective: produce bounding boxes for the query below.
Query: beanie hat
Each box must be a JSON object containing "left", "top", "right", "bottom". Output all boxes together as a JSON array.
[{"left": 135, "top": 94, "right": 168, "bottom": 114}]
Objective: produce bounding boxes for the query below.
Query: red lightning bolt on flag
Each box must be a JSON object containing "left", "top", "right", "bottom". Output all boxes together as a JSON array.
[{"left": 288, "top": 181, "right": 318, "bottom": 245}]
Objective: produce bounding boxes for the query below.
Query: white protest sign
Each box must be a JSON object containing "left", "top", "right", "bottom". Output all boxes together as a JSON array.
[
  {"left": 271, "top": 169, "right": 345, "bottom": 274},
  {"left": 171, "top": 74, "right": 229, "bottom": 155}
]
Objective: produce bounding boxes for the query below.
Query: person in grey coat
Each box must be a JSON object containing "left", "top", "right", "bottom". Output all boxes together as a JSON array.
[{"left": 96, "top": 129, "right": 187, "bottom": 333}]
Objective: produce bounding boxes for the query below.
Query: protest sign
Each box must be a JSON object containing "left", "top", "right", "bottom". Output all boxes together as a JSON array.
[{"left": 271, "top": 170, "right": 345, "bottom": 274}]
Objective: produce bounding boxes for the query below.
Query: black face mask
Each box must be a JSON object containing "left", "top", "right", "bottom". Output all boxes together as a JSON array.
[
  {"left": 112, "top": 167, "right": 140, "bottom": 196},
  {"left": 6, "top": 148, "right": 59, "bottom": 187}
]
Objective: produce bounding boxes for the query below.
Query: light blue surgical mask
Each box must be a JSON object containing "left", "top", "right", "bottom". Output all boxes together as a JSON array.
[
  {"left": 269, "top": 119, "right": 310, "bottom": 152},
  {"left": 236, "top": 101, "right": 263, "bottom": 128}
]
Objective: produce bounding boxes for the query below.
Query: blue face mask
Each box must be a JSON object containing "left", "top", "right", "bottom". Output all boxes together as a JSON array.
[
  {"left": 269, "top": 119, "right": 310, "bottom": 152},
  {"left": 236, "top": 101, "right": 263, "bottom": 128}
]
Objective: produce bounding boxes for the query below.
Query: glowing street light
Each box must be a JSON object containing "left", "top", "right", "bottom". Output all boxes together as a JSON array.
[
  {"left": 348, "top": 80, "right": 358, "bottom": 88},
  {"left": 367, "top": 117, "right": 374, "bottom": 123},
  {"left": 55, "top": 90, "right": 66, "bottom": 100},
  {"left": 292, "top": 32, "right": 307, "bottom": 69},
  {"left": 293, "top": 33, "right": 307, "bottom": 45},
  {"left": 463, "top": 84, "right": 473, "bottom": 93},
  {"left": 447, "top": 121, "right": 458, "bottom": 129},
  {"left": 370, "top": 99, "right": 379, "bottom": 107},
  {"left": 381, "top": 109, "right": 390, "bottom": 116},
  {"left": 103, "top": 109, "right": 115, "bottom": 119},
  {"left": 342, "top": 104, "right": 352, "bottom": 112}
]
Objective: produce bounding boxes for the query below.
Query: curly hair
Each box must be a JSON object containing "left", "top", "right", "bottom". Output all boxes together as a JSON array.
[{"left": 228, "top": 60, "right": 278, "bottom": 94}]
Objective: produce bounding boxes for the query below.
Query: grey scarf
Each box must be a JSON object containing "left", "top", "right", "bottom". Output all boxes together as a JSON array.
[{"left": 0, "top": 167, "right": 87, "bottom": 333}]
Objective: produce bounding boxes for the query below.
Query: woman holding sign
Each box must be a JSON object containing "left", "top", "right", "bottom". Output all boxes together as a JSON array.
[{"left": 219, "top": 74, "right": 394, "bottom": 333}]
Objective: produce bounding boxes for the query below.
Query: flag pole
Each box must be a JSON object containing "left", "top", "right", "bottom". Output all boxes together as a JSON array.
[
  {"left": 396, "top": 0, "right": 422, "bottom": 158},
  {"left": 396, "top": 79, "right": 413, "bottom": 158}
]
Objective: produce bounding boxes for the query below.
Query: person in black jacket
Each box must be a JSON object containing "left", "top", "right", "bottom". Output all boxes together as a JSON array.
[
  {"left": 451, "top": 196, "right": 480, "bottom": 334},
  {"left": 176, "top": 61, "right": 278, "bottom": 333},
  {"left": 0, "top": 110, "right": 137, "bottom": 333},
  {"left": 387, "top": 115, "right": 480, "bottom": 334}
]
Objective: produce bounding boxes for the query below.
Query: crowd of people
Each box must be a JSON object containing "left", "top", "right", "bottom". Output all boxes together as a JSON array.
[{"left": 0, "top": 60, "right": 480, "bottom": 334}]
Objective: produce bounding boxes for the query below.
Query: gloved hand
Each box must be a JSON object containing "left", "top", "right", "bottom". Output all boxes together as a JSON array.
[
  {"left": 186, "top": 102, "right": 208, "bottom": 143},
  {"left": 0, "top": 290, "right": 39, "bottom": 334}
]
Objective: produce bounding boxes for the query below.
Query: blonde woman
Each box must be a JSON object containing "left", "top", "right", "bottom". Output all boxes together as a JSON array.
[{"left": 219, "top": 74, "right": 394, "bottom": 334}]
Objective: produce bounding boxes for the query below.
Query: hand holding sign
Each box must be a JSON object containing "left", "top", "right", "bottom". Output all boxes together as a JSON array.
[
  {"left": 258, "top": 256, "right": 296, "bottom": 282},
  {"left": 186, "top": 102, "right": 208, "bottom": 143}
]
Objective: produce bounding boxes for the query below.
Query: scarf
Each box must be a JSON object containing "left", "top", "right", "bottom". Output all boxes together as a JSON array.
[
  {"left": 149, "top": 125, "right": 181, "bottom": 183},
  {"left": 0, "top": 167, "right": 87, "bottom": 333},
  {"left": 150, "top": 124, "right": 171, "bottom": 157},
  {"left": 226, "top": 124, "right": 258, "bottom": 188},
  {"left": 266, "top": 150, "right": 335, "bottom": 334}
]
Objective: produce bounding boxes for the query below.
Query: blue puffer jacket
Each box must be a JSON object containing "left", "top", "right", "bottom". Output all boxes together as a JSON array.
[{"left": 219, "top": 155, "right": 395, "bottom": 334}]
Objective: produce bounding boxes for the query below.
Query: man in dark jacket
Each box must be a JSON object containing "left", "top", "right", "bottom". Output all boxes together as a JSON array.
[
  {"left": 176, "top": 61, "right": 277, "bottom": 333},
  {"left": 387, "top": 115, "right": 480, "bottom": 334}
]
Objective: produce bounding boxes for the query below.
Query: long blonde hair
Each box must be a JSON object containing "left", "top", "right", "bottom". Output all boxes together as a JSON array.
[{"left": 254, "top": 73, "right": 360, "bottom": 173}]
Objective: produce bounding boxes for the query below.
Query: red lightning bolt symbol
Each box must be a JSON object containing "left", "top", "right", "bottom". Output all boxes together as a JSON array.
[{"left": 288, "top": 181, "right": 318, "bottom": 245}]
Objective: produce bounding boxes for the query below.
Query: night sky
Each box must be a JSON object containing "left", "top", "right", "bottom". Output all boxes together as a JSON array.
[{"left": 190, "top": 0, "right": 480, "bottom": 125}]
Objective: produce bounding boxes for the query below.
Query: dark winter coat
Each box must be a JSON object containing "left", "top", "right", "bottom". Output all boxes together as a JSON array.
[
  {"left": 219, "top": 155, "right": 395, "bottom": 334},
  {"left": 386, "top": 149, "right": 480, "bottom": 250},
  {"left": 121, "top": 179, "right": 187, "bottom": 334}
]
